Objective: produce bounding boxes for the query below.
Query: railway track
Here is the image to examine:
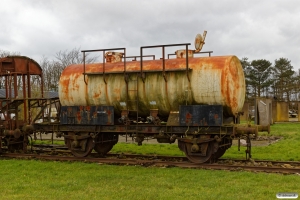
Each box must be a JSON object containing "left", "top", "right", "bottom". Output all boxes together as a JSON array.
[
  {"left": 1, "top": 150, "right": 300, "bottom": 175},
  {"left": 12, "top": 145, "right": 300, "bottom": 166}
]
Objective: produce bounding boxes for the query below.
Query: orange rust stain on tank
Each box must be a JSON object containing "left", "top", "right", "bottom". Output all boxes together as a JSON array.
[
  {"left": 220, "top": 57, "right": 243, "bottom": 115},
  {"left": 200, "top": 57, "right": 226, "bottom": 70},
  {"left": 229, "top": 58, "right": 241, "bottom": 113},
  {"left": 73, "top": 83, "right": 80, "bottom": 90},
  {"left": 63, "top": 64, "right": 83, "bottom": 75},
  {"left": 93, "top": 92, "right": 100, "bottom": 98},
  {"left": 114, "top": 88, "right": 120, "bottom": 96},
  {"left": 61, "top": 65, "right": 83, "bottom": 97},
  {"left": 232, "top": 59, "right": 241, "bottom": 91},
  {"left": 220, "top": 63, "right": 231, "bottom": 113},
  {"left": 60, "top": 79, "right": 70, "bottom": 93}
]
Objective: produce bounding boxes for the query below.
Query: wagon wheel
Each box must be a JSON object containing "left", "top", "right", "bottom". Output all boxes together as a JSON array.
[
  {"left": 7, "top": 142, "right": 23, "bottom": 152},
  {"left": 94, "top": 143, "right": 114, "bottom": 156},
  {"left": 66, "top": 137, "right": 94, "bottom": 157},
  {"left": 214, "top": 148, "right": 227, "bottom": 159},
  {"left": 179, "top": 140, "right": 213, "bottom": 163},
  {"left": 6, "top": 136, "right": 27, "bottom": 152},
  {"left": 94, "top": 133, "right": 118, "bottom": 156}
]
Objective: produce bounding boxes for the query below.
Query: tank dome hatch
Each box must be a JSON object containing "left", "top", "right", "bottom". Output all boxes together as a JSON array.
[
  {"left": 194, "top": 30, "right": 207, "bottom": 52},
  {"left": 105, "top": 52, "right": 124, "bottom": 63}
]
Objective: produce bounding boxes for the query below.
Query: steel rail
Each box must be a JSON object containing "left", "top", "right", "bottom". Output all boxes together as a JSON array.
[
  {"left": 1, "top": 153, "right": 299, "bottom": 174},
  {"left": 2, "top": 147, "right": 300, "bottom": 166}
]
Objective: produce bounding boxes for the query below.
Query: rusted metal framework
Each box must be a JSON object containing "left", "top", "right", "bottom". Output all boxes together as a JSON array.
[
  {"left": 0, "top": 56, "right": 43, "bottom": 123},
  {"left": 0, "top": 56, "right": 60, "bottom": 152}
]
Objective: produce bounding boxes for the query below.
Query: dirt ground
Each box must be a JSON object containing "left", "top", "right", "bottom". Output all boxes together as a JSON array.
[{"left": 232, "top": 136, "right": 282, "bottom": 147}]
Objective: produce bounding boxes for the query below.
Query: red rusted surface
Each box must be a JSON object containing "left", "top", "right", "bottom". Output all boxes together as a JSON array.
[
  {"left": 106, "top": 109, "right": 112, "bottom": 125},
  {"left": 185, "top": 112, "right": 192, "bottom": 124},
  {"left": 76, "top": 111, "right": 82, "bottom": 123},
  {"left": 175, "top": 49, "right": 194, "bottom": 58},
  {"left": 105, "top": 52, "right": 124, "bottom": 63},
  {"left": 0, "top": 56, "right": 42, "bottom": 75},
  {"left": 59, "top": 56, "right": 245, "bottom": 117}
]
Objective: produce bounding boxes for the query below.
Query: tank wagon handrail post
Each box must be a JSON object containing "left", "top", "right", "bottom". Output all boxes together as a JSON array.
[
  {"left": 140, "top": 43, "right": 191, "bottom": 82},
  {"left": 83, "top": 52, "right": 87, "bottom": 84},
  {"left": 102, "top": 51, "right": 107, "bottom": 84},
  {"left": 162, "top": 46, "right": 167, "bottom": 82},
  {"left": 140, "top": 47, "right": 145, "bottom": 82},
  {"left": 185, "top": 44, "right": 190, "bottom": 82},
  {"left": 122, "top": 49, "right": 130, "bottom": 142}
]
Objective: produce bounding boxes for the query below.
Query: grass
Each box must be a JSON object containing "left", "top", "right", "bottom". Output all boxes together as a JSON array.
[
  {"left": 223, "top": 123, "right": 300, "bottom": 161},
  {"left": 0, "top": 159, "right": 299, "bottom": 200},
  {"left": 111, "top": 123, "right": 300, "bottom": 161},
  {"left": 1, "top": 122, "right": 298, "bottom": 199},
  {"left": 112, "top": 142, "right": 183, "bottom": 156}
]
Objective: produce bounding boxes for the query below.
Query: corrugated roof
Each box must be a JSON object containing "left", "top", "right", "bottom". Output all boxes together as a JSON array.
[
  {"left": 0, "top": 89, "right": 15, "bottom": 98},
  {"left": 43, "top": 91, "right": 59, "bottom": 98}
]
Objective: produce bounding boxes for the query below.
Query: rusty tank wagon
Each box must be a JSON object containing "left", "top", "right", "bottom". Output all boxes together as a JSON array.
[{"left": 0, "top": 32, "right": 269, "bottom": 163}]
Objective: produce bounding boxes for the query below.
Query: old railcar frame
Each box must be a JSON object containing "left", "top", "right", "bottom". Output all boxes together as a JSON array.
[{"left": 0, "top": 43, "right": 269, "bottom": 163}]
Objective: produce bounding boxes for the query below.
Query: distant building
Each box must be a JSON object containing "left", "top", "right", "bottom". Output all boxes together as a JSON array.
[{"left": 0, "top": 89, "right": 58, "bottom": 99}]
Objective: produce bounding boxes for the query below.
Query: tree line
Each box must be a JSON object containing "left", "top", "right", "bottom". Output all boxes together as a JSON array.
[
  {"left": 0, "top": 48, "right": 97, "bottom": 92},
  {"left": 1, "top": 49, "right": 299, "bottom": 102},
  {"left": 241, "top": 57, "right": 299, "bottom": 101}
]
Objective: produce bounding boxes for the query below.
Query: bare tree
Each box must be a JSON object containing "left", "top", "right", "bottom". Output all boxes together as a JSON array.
[
  {"left": 55, "top": 47, "right": 98, "bottom": 69},
  {"left": 0, "top": 50, "right": 20, "bottom": 58},
  {"left": 42, "top": 47, "right": 98, "bottom": 91}
]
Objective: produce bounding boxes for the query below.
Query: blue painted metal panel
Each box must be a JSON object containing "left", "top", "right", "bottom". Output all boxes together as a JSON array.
[
  {"left": 60, "top": 106, "right": 114, "bottom": 125},
  {"left": 179, "top": 105, "right": 223, "bottom": 126}
]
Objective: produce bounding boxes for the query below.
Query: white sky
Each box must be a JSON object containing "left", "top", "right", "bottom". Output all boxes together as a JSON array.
[{"left": 1, "top": 0, "right": 300, "bottom": 69}]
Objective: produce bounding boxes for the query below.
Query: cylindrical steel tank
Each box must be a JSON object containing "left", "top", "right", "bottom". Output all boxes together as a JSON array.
[{"left": 59, "top": 56, "right": 245, "bottom": 117}]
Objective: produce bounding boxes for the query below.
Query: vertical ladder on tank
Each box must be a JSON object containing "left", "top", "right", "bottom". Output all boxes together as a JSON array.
[
  {"left": 124, "top": 55, "right": 156, "bottom": 143},
  {"left": 139, "top": 43, "right": 191, "bottom": 126},
  {"left": 82, "top": 47, "right": 128, "bottom": 139},
  {"left": 125, "top": 75, "right": 139, "bottom": 121},
  {"left": 124, "top": 60, "right": 139, "bottom": 142}
]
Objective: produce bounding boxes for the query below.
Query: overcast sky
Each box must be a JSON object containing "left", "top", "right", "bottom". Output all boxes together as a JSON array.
[{"left": 1, "top": 0, "right": 300, "bottom": 70}]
